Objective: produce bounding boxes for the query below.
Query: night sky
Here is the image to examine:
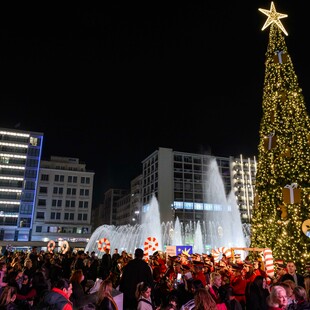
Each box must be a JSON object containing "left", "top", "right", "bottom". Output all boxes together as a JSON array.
[{"left": 1, "top": 2, "right": 310, "bottom": 205}]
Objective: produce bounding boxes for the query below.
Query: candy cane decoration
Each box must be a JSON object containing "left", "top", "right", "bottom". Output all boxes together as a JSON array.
[
  {"left": 47, "top": 240, "right": 56, "bottom": 253},
  {"left": 263, "top": 248, "right": 274, "bottom": 280},
  {"left": 143, "top": 236, "right": 158, "bottom": 261},
  {"left": 211, "top": 247, "right": 232, "bottom": 262},
  {"left": 60, "top": 240, "right": 70, "bottom": 254},
  {"left": 98, "top": 238, "right": 111, "bottom": 252}
]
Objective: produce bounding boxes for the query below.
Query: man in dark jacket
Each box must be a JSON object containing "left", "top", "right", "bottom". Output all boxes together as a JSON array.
[
  {"left": 99, "top": 248, "right": 112, "bottom": 281},
  {"left": 282, "top": 261, "right": 305, "bottom": 288},
  {"left": 119, "top": 248, "right": 153, "bottom": 310}
]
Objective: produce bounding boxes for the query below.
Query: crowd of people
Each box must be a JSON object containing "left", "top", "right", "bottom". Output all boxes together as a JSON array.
[{"left": 0, "top": 245, "right": 309, "bottom": 310}]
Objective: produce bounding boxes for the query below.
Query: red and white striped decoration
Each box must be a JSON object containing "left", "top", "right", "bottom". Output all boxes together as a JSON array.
[
  {"left": 211, "top": 247, "right": 232, "bottom": 262},
  {"left": 143, "top": 236, "right": 158, "bottom": 261},
  {"left": 97, "top": 238, "right": 111, "bottom": 252},
  {"left": 263, "top": 248, "right": 274, "bottom": 279}
]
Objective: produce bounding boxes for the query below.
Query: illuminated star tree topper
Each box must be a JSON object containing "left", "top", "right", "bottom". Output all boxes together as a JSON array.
[{"left": 259, "top": 1, "right": 288, "bottom": 36}]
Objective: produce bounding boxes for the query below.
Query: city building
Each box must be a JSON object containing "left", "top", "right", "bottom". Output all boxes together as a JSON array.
[
  {"left": 98, "top": 147, "right": 256, "bottom": 228},
  {"left": 98, "top": 188, "right": 130, "bottom": 226},
  {"left": 0, "top": 127, "right": 43, "bottom": 241},
  {"left": 31, "top": 156, "right": 94, "bottom": 249},
  {"left": 231, "top": 154, "right": 257, "bottom": 223}
]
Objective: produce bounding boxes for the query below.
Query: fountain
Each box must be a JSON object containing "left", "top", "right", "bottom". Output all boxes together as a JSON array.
[
  {"left": 85, "top": 158, "right": 250, "bottom": 257},
  {"left": 202, "top": 158, "right": 247, "bottom": 250}
]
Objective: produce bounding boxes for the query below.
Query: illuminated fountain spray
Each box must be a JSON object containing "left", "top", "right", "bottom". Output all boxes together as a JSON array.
[{"left": 85, "top": 158, "right": 249, "bottom": 256}]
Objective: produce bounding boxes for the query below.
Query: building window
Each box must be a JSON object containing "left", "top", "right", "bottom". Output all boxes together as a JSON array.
[
  {"left": 78, "top": 201, "right": 89, "bottom": 209},
  {"left": 51, "top": 212, "right": 61, "bottom": 220},
  {"left": 81, "top": 177, "right": 90, "bottom": 184},
  {"left": 65, "top": 213, "right": 74, "bottom": 220},
  {"left": 38, "top": 199, "right": 46, "bottom": 207},
  {"left": 53, "top": 187, "right": 63, "bottom": 195},
  {"left": 68, "top": 176, "right": 78, "bottom": 183},
  {"left": 41, "top": 174, "right": 49, "bottom": 181},
  {"left": 78, "top": 213, "right": 88, "bottom": 221},
  {"left": 39, "top": 187, "right": 48, "bottom": 194},
  {"left": 80, "top": 189, "right": 89, "bottom": 196},
  {"left": 67, "top": 188, "right": 77, "bottom": 195},
  {"left": 52, "top": 199, "right": 62, "bottom": 207},
  {"left": 48, "top": 226, "right": 58, "bottom": 233},
  {"left": 36, "top": 212, "right": 44, "bottom": 219},
  {"left": 65, "top": 200, "right": 76, "bottom": 208},
  {"left": 54, "top": 175, "right": 65, "bottom": 182},
  {"left": 35, "top": 226, "right": 42, "bottom": 233}
]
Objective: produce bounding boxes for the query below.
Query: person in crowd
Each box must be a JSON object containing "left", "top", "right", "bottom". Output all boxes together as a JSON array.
[
  {"left": 119, "top": 248, "right": 153, "bottom": 310},
  {"left": 163, "top": 294, "right": 179, "bottom": 310},
  {"left": 180, "top": 279, "right": 204, "bottom": 310},
  {"left": 208, "top": 272, "right": 228, "bottom": 309},
  {"left": 135, "top": 281, "right": 158, "bottom": 310},
  {"left": 23, "top": 257, "right": 36, "bottom": 283},
  {"left": 117, "top": 251, "right": 130, "bottom": 270},
  {"left": 5, "top": 272, "right": 19, "bottom": 291},
  {"left": 273, "top": 263, "right": 288, "bottom": 285},
  {"left": 194, "top": 287, "right": 218, "bottom": 310},
  {"left": 15, "top": 274, "right": 36, "bottom": 309},
  {"left": 31, "top": 271, "right": 49, "bottom": 308},
  {"left": 253, "top": 259, "right": 267, "bottom": 280},
  {"left": 99, "top": 249, "right": 112, "bottom": 281},
  {"left": 39, "top": 278, "right": 73, "bottom": 310},
  {"left": 220, "top": 283, "right": 242, "bottom": 310},
  {"left": 0, "top": 286, "right": 18, "bottom": 310},
  {"left": 87, "top": 252, "right": 99, "bottom": 283},
  {"left": 28, "top": 246, "right": 39, "bottom": 272},
  {"left": 285, "top": 261, "right": 305, "bottom": 288},
  {"left": 267, "top": 285, "right": 287, "bottom": 310},
  {"left": 111, "top": 249, "right": 121, "bottom": 265},
  {"left": 69, "top": 269, "right": 97, "bottom": 309},
  {"left": 293, "top": 285, "right": 310, "bottom": 309},
  {"left": 0, "top": 262, "right": 8, "bottom": 294},
  {"left": 304, "top": 276, "right": 310, "bottom": 302},
  {"left": 61, "top": 252, "right": 75, "bottom": 281},
  {"left": 245, "top": 275, "right": 269, "bottom": 310},
  {"left": 192, "top": 261, "right": 207, "bottom": 286},
  {"left": 228, "top": 264, "right": 247, "bottom": 310},
  {"left": 73, "top": 251, "right": 87, "bottom": 288},
  {"left": 96, "top": 278, "right": 118, "bottom": 310},
  {"left": 279, "top": 280, "right": 296, "bottom": 308}
]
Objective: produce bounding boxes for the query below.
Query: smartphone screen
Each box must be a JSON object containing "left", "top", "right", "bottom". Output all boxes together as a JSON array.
[{"left": 177, "top": 273, "right": 182, "bottom": 282}]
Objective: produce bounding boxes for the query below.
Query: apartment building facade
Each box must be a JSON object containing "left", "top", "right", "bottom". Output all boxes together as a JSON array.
[
  {"left": 0, "top": 128, "right": 43, "bottom": 241},
  {"left": 31, "top": 156, "right": 94, "bottom": 245}
]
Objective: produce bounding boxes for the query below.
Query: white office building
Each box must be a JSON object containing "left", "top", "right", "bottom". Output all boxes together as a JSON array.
[{"left": 32, "top": 156, "right": 94, "bottom": 247}]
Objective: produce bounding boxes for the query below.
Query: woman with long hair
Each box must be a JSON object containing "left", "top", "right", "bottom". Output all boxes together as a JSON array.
[
  {"left": 135, "top": 282, "right": 158, "bottom": 310},
  {"left": 96, "top": 278, "right": 118, "bottom": 310},
  {"left": 245, "top": 275, "right": 269, "bottom": 310},
  {"left": 69, "top": 269, "right": 97, "bottom": 309},
  {"left": 0, "top": 286, "right": 18, "bottom": 310},
  {"left": 194, "top": 288, "right": 217, "bottom": 310}
]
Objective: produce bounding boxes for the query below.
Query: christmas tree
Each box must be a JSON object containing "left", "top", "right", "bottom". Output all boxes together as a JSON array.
[{"left": 250, "top": 2, "right": 310, "bottom": 270}]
